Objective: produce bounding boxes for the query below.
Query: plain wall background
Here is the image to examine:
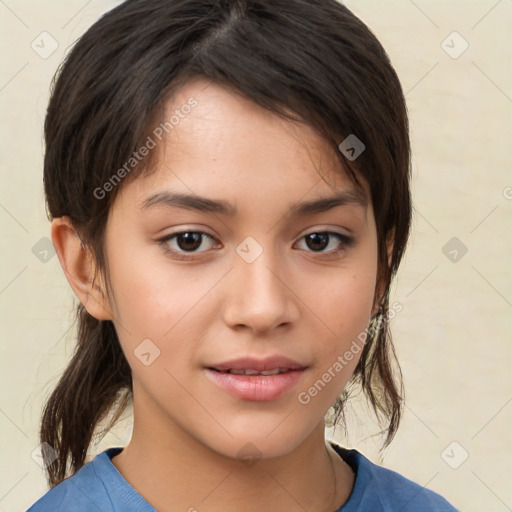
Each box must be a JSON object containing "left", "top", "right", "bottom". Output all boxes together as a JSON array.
[{"left": 1, "top": 1, "right": 511, "bottom": 511}]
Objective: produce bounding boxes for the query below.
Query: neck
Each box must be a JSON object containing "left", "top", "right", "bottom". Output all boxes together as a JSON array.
[{"left": 111, "top": 418, "right": 354, "bottom": 512}]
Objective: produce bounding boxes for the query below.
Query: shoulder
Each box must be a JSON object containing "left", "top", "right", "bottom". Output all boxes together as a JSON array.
[
  {"left": 331, "top": 444, "right": 459, "bottom": 512},
  {"left": 26, "top": 448, "right": 122, "bottom": 512}
]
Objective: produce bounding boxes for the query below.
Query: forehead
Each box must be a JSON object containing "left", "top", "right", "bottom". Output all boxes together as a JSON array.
[{"left": 120, "top": 78, "right": 370, "bottom": 214}]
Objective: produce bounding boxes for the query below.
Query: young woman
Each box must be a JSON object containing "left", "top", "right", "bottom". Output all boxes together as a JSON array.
[{"left": 27, "top": 0, "right": 458, "bottom": 510}]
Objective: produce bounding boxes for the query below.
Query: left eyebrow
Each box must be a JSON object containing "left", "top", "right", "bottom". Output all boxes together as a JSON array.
[
  {"left": 140, "top": 188, "right": 367, "bottom": 216},
  {"left": 289, "top": 189, "right": 368, "bottom": 216}
]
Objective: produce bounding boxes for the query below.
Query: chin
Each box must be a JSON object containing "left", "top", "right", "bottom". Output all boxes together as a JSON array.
[{"left": 195, "top": 415, "right": 318, "bottom": 463}]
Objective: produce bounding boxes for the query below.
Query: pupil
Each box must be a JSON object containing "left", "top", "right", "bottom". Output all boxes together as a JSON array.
[
  {"left": 307, "top": 233, "right": 328, "bottom": 251},
  {"left": 178, "top": 232, "right": 202, "bottom": 251}
]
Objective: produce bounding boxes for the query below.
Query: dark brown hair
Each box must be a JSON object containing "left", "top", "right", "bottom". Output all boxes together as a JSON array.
[{"left": 41, "top": 0, "right": 411, "bottom": 487}]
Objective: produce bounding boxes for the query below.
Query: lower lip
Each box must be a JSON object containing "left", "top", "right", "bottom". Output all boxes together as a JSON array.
[{"left": 205, "top": 368, "right": 306, "bottom": 401}]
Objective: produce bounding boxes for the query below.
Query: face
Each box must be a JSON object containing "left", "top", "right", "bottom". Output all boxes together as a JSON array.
[{"left": 101, "top": 77, "right": 379, "bottom": 460}]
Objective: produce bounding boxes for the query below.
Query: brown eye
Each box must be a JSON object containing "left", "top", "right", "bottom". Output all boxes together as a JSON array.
[
  {"left": 304, "top": 233, "right": 329, "bottom": 251},
  {"left": 298, "top": 232, "right": 354, "bottom": 254},
  {"left": 174, "top": 232, "right": 203, "bottom": 251},
  {"left": 158, "top": 231, "right": 218, "bottom": 259}
]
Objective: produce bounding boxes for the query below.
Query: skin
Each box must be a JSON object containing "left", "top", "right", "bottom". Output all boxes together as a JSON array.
[{"left": 52, "top": 77, "right": 386, "bottom": 512}]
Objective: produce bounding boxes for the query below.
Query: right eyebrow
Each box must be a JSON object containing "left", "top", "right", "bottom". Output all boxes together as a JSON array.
[{"left": 140, "top": 191, "right": 236, "bottom": 215}]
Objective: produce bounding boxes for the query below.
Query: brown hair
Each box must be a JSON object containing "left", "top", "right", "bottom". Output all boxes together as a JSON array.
[{"left": 41, "top": 0, "right": 411, "bottom": 487}]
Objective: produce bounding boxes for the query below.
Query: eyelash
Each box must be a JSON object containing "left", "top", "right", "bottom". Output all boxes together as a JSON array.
[{"left": 157, "top": 230, "right": 355, "bottom": 261}]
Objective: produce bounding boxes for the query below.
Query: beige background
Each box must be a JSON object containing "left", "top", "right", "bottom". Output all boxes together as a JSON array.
[{"left": 1, "top": 1, "right": 511, "bottom": 511}]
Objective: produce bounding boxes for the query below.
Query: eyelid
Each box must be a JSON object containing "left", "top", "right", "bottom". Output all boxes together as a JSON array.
[{"left": 300, "top": 225, "right": 352, "bottom": 238}]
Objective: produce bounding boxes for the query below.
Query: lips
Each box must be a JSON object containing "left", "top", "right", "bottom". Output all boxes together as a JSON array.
[{"left": 205, "top": 356, "right": 308, "bottom": 401}]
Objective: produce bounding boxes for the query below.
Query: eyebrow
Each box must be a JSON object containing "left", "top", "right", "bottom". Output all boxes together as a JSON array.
[{"left": 140, "top": 188, "right": 367, "bottom": 216}]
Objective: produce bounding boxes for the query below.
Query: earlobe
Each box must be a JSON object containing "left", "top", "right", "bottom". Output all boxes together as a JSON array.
[{"left": 50, "top": 217, "right": 113, "bottom": 321}]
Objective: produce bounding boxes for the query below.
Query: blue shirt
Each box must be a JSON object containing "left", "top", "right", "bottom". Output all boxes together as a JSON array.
[{"left": 27, "top": 444, "right": 459, "bottom": 511}]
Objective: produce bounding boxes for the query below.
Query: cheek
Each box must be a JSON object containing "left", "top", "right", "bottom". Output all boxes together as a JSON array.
[
  {"left": 106, "top": 244, "right": 223, "bottom": 375},
  {"left": 304, "top": 263, "right": 377, "bottom": 342},
  {"left": 299, "top": 253, "right": 377, "bottom": 401},
  {"left": 296, "top": 271, "right": 375, "bottom": 412},
  {"left": 107, "top": 241, "right": 197, "bottom": 330}
]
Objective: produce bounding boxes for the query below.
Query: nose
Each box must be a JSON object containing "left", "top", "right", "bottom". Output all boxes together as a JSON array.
[{"left": 222, "top": 243, "right": 299, "bottom": 334}]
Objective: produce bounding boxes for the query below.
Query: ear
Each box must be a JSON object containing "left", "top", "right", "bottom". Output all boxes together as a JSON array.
[
  {"left": 371, "top": 231, "right": 395, "bottom": 316},
  {"left": 50, "top": 217, "right": 113, "bottom": 320}
]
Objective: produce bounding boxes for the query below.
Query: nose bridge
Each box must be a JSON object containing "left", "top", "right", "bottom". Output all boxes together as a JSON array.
[{"left": 224, "top": 235, "right": 295, "bottom": 331}]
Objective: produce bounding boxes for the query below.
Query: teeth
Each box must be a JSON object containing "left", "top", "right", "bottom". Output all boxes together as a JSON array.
[
  {"left": 243, "top": 369, "right": 262, "bottom": 375},
  {"left": 260, "top": 368, "right": 281, "bottom": 375},
  {"left": 227, "top": 368, "right": 288, "bottom": 375},
  {"left": 229, "top": 369, "right": 256, "bottom": 375}
]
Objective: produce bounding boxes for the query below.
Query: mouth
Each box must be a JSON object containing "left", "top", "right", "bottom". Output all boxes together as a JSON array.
[
  {"left": 205, "top": 356, "right": 308, "bottom": 401},
  {"left": 208, "top": 367, "right": 300, "bottom": 376},
  {"left": 207, "top": 355, "right": 307, "bottom": 373}
]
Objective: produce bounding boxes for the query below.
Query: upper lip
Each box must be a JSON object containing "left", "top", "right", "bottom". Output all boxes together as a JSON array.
[{"left": 207, "top": 356, "right": 307, "bottom": 372}]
